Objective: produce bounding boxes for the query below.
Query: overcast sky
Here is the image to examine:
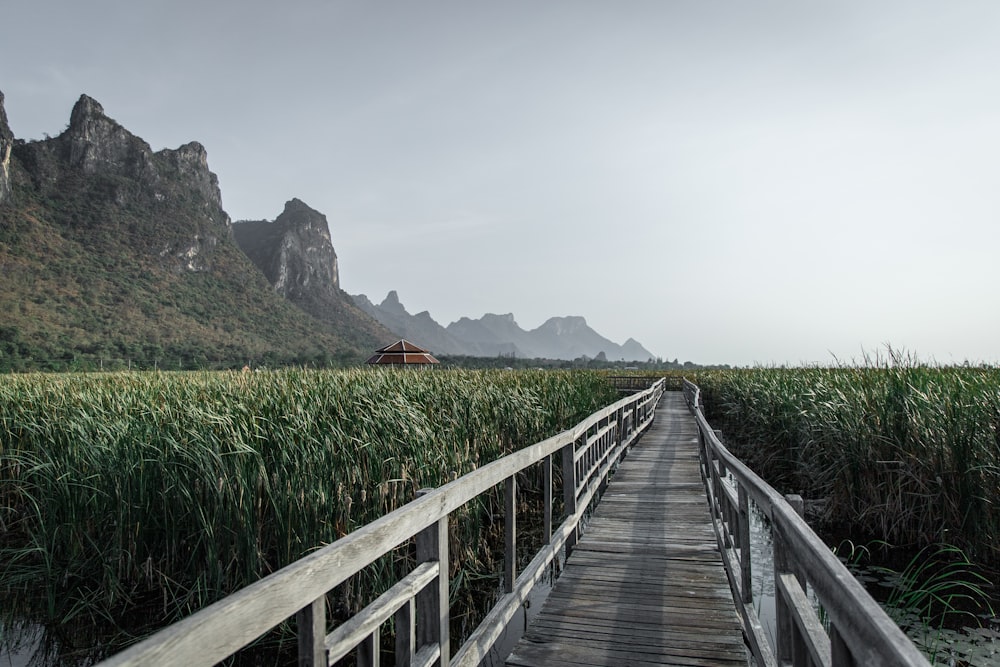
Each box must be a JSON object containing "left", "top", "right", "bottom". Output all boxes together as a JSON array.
[{"left": 3, "top": 1, "right": 999, "bottom": 366}]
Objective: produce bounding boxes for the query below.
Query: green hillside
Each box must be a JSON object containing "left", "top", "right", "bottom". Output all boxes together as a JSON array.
[{"left": 0, "top": 94, "right": 389, "bottom": 371}]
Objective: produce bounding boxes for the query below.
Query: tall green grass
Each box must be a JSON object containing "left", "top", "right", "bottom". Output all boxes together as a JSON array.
[
  {"left": 0, "top": 368, "right": 617, "bottom": 661},
  {"left": 695, "top": 358, "right": 1000, "bottom": 570}
]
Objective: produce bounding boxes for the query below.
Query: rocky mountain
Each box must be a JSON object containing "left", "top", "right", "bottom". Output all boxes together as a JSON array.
[
  {"left": 355, "top": 291, "right": 656, "bottom": 361},
  {"left": 234, "top": 199, "right": 340, "bottom": 297},
  {"left": 355, "top": 291, "right": 477, "bottom": 355},
  {"left": 0, "top": 91, "right": 13, "bottom": 205},
  {"left": 0, "top": 89, "right": 655, "bottom": 371},
  {"left": 233, "top": 199, "right": 392, "bottom": 347},
  {"left": 0, "top": 91, "right": 390, "bottom": 370}
]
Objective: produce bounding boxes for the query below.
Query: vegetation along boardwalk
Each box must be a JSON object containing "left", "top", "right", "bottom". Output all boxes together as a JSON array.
[
  {"left": 90, "top": 379, "right": 931, "bottom": 667},
  {"left": 506, "top": 392, "right": 747, "bottom": 667}
]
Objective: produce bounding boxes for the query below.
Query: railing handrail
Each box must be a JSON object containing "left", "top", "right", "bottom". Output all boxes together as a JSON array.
[
  {"left": 606, "top": 374, "right": 683, "bottom": 392},
  {"left": 99, "top": 378, "right": 667, "bottom": 667},
  {"left": 681, "top": 378, "right": 930, "bottom": 667}
]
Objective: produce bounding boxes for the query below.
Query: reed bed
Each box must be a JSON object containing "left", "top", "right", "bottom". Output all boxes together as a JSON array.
[
  {"left": 0, "top": 368, "right": 618, "bottom": 662},
  {"left": 694, "top": 360, "right": 1000, "bottom": 570}
]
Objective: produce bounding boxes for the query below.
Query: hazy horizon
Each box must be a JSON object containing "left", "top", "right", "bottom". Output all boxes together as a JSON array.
[{"left": 3, "top": 1, "right": 999, "bottom": 366}]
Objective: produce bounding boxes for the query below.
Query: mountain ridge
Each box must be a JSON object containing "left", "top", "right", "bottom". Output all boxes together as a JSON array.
[
  {"left": 232, "top": 199, "right": 394, "bottom": 349},
  {"left": 353, "top": 291, "right": 656, "bottom": 361},
  {"left": 0, "top": 90, "right": 658, "bottom": 370},
  {"left": 0, "top": 91, "right": 390, "bottom": 370}
]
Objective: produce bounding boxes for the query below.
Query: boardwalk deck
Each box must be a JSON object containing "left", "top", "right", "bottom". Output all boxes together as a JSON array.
[{"left": 506, "top": 392, "right": 748, "bottom": 667}]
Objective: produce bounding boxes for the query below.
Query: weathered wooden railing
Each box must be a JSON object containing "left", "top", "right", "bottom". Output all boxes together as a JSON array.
[
  {"left": 682, "top": 379, "right": 930, "bottom": 667},
  {"left": 606, "top": 374, "right": 683, "bottom": 393},
  {"left": 98, "top": 379, "right": 665, "bottom": 667}
]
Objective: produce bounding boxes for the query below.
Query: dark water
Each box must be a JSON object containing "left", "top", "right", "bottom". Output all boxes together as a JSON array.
[{"left": 1, "top": 625, "right": 43, "bottom": 667}]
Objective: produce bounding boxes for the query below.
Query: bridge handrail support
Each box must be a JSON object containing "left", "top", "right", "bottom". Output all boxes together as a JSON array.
[
  {"left": 682, "top": 378, "right": 930, "bottom": 667},
  {"left": 97, "top": 379, "right": 666, "bottom": 667}
]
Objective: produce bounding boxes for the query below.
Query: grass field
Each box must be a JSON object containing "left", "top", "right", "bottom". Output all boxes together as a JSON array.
[
  {"left": 0, "top": 367, "right": 618, "bottom": 661},
  {"left": 692, "top": 360, "right": 1000, "bottom": 571}
]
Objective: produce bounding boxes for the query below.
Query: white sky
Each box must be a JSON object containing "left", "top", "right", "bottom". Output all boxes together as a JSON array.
[{"left": 3, "top": 1, "right": 999, "bottom": 366}]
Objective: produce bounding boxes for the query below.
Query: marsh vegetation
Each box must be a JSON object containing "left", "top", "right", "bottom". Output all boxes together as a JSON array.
[
  {"left": 691, "top": 359, "right": 999, "bottom": 664},
  {"left": 0, "top": 368, "right": 617, "bottom": 663}
]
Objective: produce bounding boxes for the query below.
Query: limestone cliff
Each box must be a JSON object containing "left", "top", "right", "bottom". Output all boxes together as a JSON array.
[
  {"left": 233, "top": 198, "right": 339, "bottom": 299},
  {"left": 0, "top": 91, "right": 390, "bottom": 369},
  {"left": 0, "top": 91, "right": 13, "bottom": 204},
  {"left": 233, "top": 200, "right": 393, "bottom": 347},
  {"left": 11, "top": 95, "right": 229, "bottom": 272}
]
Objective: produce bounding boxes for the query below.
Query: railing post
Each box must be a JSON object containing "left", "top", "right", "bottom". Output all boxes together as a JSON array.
[
  {"left": 715, "top": 433, "right": 733, "bottom": 549},
  {"left": 615, "top": 408, "right": 625, "bottom": 458},
  {"left": 296, "top": 596, "right": 327, "bottom": 667},
  {"left": 712, "top": 430, "right": 725, "bottom": 518},
  {"left": 696, "top": 424, "right": 708, "bottom": 480},
  {"left": 562, "top": 439, "right": 578, "bottom": 556},
  {"left": 738, "top": 485, "right": 752, "bottom": 605},
  {"left": 773, "top": 519, "right": 793, "bottom": 665},
  {"left": 395, "top": 598, "right": 415, "bottom": 667},
  {"left": 359, "top": 627, "right": 380, "bottom": 667},
  {"left": 598, "top": 418, "right": 611, "bottom": 496},
  {"left": 775, "top": 494, "right": 806, "bottom": 667},
  {"left": 416, "top": 491, "right": 449, "bottom": 667},
  {"left": 786, "top": 494, "right": 806, "bottom": 589},
  {"left": 504, "top": 475, "right": 516, "bottom": 594},
  {"left": 830, "top": 625, "right": 857, "bottom": 667},
  {"left": 543, "top": 454, "right": 553, "bottom": 544}
]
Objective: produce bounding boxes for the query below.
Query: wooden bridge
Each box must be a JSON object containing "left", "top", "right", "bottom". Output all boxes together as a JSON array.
[
  {"left": 99, "top": 380, "right": 930, "bottom": 667},
  {"left": 504, "top": 393, "right": 746, "bottom": 666}
]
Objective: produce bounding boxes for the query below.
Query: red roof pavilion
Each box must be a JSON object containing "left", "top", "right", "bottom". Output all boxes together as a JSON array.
[{"left": 365, "top": 339, "right": 440, "bottom": 365}]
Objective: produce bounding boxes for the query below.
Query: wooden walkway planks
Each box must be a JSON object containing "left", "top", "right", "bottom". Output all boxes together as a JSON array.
[{"left": 506, "top": 392, "right": 748, "bottom": 667}]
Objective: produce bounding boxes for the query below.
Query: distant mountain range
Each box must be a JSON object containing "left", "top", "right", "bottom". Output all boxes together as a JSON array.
[
  {"left": 353, "top": 291, "right": 656, "bottom": 362},
  {"left": 0, "top": 90, "right": 657, "bottom": 370}
]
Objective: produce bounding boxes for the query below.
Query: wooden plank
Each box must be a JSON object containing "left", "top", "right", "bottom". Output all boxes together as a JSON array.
[
  {"left": 533, "top": 598, "right": 744, "bottom": 631},
  {"left": 548, "top": 565, "right": 733, "bottom": 591},
  {"left": 508, "top": 638, "right": 747, "bottom": 667},
  {"left": 525, "top": 617, "right": 748, "bottom": 650},
  {"left": 506, "top": 393, "right": 747, "bottom": 667},
  {"left": 515, "top": 628, "right": 749, "bottom": 662},
  {"left": 541, "top": 582, "right": 734, "bottom": 604}
]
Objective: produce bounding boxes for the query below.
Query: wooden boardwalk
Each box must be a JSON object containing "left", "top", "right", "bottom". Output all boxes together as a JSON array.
[{"left": 506, "top": 392, "right": 748, "bottom": 667}]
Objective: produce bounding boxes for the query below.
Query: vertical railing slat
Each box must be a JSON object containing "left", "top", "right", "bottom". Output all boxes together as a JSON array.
[
  {"left": 296, "top": 596, "right": 327, "bottom": 667},
  {"left": 416, "top": 516, "right": 449, "bottom": 666},
  {"left": 359, "top": 627, "right": 380, "bottom": 667},
  {"left": 395, "top": 598, "right": 415, "bottom": 667},
  {"left": 773, "top": 516, "right": 794, "bottom": 664},
  {"left": 787, "top": 494, "right": 808, "bottom": 666},
  {"left": 775, "top": 494, "right": 809, "bottom": 666},
  {"left": 738, "top": 485, "right": 752, "bottom": 604},
  {"left": 830, "top": 626, "right": 855, "bottom": 667},
  {"left": 504, "top": 475, "right": 517, "bottom": 593},
  {"left": 562, "top": 439, "right": 579, "bottom": 556},
  {"left": 543, "top": 454, "right": 553, "bottom": 543}
]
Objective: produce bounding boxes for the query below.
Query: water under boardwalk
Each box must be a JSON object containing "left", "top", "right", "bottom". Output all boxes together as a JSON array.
[{"left": 506, "top": 393, "right": 748, "bottom": 667}]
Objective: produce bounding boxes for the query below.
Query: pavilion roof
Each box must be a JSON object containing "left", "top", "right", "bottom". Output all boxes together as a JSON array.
[{"left": 365, "top": 339, "right": 440, "bottom": 365}]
